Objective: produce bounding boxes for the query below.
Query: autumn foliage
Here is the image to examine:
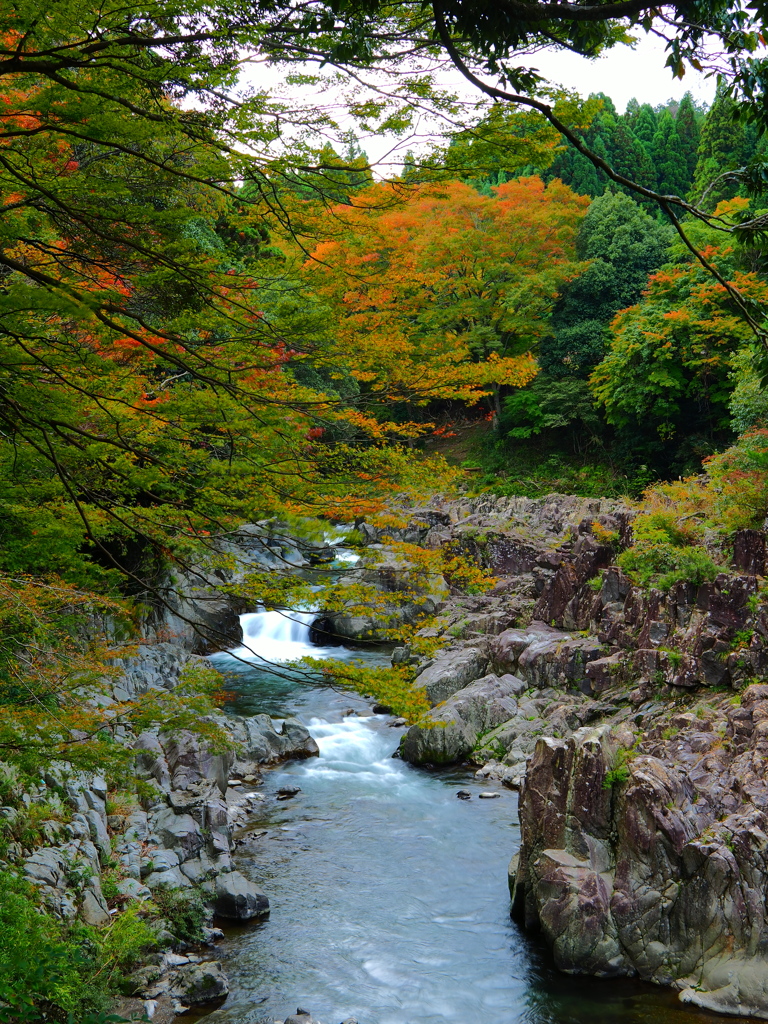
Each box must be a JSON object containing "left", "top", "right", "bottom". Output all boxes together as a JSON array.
[{"left": 303, "top": 178, "right": 589, "bottom": 414}]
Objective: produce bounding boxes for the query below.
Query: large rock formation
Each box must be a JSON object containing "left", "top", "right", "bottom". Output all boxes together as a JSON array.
[{"left": 510, "top": 686, "right": 768, "bottom": 1019}]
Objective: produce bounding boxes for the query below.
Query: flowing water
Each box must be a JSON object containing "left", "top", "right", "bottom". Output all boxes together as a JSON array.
[{"left": 204, "top": 609, "right": 755, "bottom": 1024}]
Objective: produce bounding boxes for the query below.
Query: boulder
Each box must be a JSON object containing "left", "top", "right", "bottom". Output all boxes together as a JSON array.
[
  {"left": 400, "top": 673, "right": 521, "bottom": 765},
  {"left": 170, "top": 961, "right": 229, "bottom": 1005},
  {"left": 212, "top": 870, "right": 269, "bottom": 920},
  {"left": 412, "top": 645, "right": 490, "bottom": 705},
  {"left": 226, "top": 714, "right": 319, "bottom": 764},
  {"left": 80, "top": 888, "right": 111, "bottom": 927}
]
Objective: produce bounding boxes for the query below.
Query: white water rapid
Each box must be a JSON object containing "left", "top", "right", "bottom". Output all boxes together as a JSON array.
[{"left": 231, "top": 609, "right": 319, "bottom": 663}]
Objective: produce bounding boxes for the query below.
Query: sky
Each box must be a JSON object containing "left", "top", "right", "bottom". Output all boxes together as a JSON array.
[
  {"left": 359, "top": 34, "right": 718, "bottom": 168},
  {"left": 237, "top": 31, "right": 719, "bottom": 170},
  {"left": 529, "top": 34, "right": 717, "bottom": 112}
]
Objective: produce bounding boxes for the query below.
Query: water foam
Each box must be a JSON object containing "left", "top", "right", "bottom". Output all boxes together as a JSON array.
[{"left": 230, "top": 608, "right": 319, "bottom": 663}]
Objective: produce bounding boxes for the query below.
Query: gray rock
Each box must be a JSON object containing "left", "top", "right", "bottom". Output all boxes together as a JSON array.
[
  {"left": 413, "top": 646, "right": 490, "bottom": 705},
  {"left": 400, "top": 673, "right": 519, "bottom": 765},
  {"left": 276, "top": 786, "right": 301, "bottom": 799},
  {"left": 116, "top": 877, "right": 152, "bottom": 901},
  {"left": 24, "top": 847, "right": 66, "bottom": 888},
  {"left": 144, "top": 866, "right": 191, "bottom": 890},
  {"left": 225, "top": 714, "right": 319, "bottom": 764},
  {"left": 162, "top": 730, "right": 233, "bottom": 795},
  {"left": 84, "top": 807, "right": 112, "bottom": 862},
  {"left": 151, "top": 806, "right": 204, "bottom": 862},
  {"left": 170, "top": 961, "right": 229, "bottom": 1005},
  {"left": 80, "top": 888, "right": 111, "bottom": 927},
  {"left": 213, "top": 870, "right": 269, "bottom": 920}
]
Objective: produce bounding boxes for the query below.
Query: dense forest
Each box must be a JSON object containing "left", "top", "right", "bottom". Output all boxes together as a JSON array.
[{"left": 6, "top": 0, "right": 768, "bottom": 1017}]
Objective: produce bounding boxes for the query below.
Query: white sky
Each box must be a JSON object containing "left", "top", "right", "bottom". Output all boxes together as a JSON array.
[
  {"left": 530, "top": 34, "right": 717, "bottom": 112},
  {"left": 237, "top": 33, "right": 718, "bottom": 169}
]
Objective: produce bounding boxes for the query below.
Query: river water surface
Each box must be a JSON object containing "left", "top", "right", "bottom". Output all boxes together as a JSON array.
[{"left": 203, "top": 610, "right": 754, "bottom": 1024}]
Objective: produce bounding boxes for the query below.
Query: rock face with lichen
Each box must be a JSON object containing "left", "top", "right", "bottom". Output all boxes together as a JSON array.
[
  {"left": 511, "top": 686, "right": 768, "bottom": 1019},
  {"left": 376, "top": 497, "right": 768, "bottom": 1018}
]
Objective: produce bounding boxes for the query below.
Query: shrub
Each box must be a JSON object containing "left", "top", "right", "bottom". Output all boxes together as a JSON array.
[
  {"left": 0, "top": 872, "right": 159, "bottom": 1022},
  {"left": 150, "top": 887, "right": 209, "bottom": 946},
  {"left": 602, "top": 746, "right": 635, "bottom": 789},
  {"left": 603, "top": 763, "right": 630, "bottom": 789},
  {"left": 0, "top": 871, "right": 103, "bottom": 1022},
  {"left": 618, "top": 540, "right": 719, "bottom": 592},
  {"left": 618, "top": 503, "right": 720, "bottom": 592}
]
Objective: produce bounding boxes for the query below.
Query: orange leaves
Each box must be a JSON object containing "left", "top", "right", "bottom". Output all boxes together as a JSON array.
[{"left": 303, "top": 176, "right": 586, "bottom": 404}]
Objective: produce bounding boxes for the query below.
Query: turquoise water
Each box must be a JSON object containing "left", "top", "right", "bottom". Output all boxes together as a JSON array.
[{"left": 202, "top": 619, "right": 756, "bottom": 1024}]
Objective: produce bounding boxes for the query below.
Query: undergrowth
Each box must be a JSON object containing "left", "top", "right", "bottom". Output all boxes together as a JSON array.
[{"left": 0, "top": 871, "right": 155, "bottom": 1023}]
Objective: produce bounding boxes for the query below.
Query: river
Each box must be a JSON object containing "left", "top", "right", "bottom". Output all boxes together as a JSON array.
[{"left": 202, "top": 609, "right": 754, "bottom": 1024}]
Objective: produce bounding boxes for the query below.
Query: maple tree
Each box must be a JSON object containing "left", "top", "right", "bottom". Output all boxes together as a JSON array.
[
  {"left": 303, "top": 177, "right": 588, "bottom": 420},
  {"left": 590, "top": 235, "right": 768, "bottom": 448}
]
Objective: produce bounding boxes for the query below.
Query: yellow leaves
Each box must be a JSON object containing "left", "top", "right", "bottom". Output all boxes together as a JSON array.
[
  {"left": 300, "top": 176, "right": 585, "bottom": 406},
  {"left": 0, "top": 572, "right": 230, "bottom": 776},
  {"left": 301, "top": 656, "right": 432, "bottom": 724}
]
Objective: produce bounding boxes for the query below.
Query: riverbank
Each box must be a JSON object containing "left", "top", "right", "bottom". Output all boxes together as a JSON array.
[{"left": 6, "top": 497, "right": 768, "bottom": 1023}]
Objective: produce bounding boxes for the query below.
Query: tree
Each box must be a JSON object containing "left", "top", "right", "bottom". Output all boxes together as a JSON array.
[
  {"left": 503, "top": 189, "right": 670, "bottom": 453},
  {"left": 541, "top": 190, "right": 671, "bottom": 378},
  {"left": 676, "top": 93, "right": 702, "bottom": 188},
  {"left": 691, "top": 90, "right": 749, "bottom": 209},
  {"left": 651, "top": 111, "right": 689, "bottom": 197},
  {"left": 633, "top": 104, "right": 658, "bottom": 148},
  {"left": 590, "top": 243, "right": 768, "bottom": 455},
  {"left": 303, "top": 177, "right": 588, "bottom": 418}
]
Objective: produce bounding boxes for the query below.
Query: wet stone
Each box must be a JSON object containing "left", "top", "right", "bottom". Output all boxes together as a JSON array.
[{"left": 276, "top": 786, "right": 301, "bottom": 800}]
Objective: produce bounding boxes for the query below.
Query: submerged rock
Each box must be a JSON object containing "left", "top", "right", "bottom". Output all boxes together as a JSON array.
[{"left": 276, "top": 785, "right": 301, "bottom": 800}]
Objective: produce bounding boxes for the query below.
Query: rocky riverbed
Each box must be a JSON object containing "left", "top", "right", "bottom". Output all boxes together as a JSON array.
[
  {"left": 351, "top": 493, "right": 768, "bottom": 1020},
  {"left": 10, "top": 495, "right": 768, "bottom": 1022}
]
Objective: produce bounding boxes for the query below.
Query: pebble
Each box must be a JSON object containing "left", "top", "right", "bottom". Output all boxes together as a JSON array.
[
  {"left": 479, "top": 791, "right": 501, "bottom": 799},
  {"left": 456, "top": 790, "right": 472, "bottom": 800}
]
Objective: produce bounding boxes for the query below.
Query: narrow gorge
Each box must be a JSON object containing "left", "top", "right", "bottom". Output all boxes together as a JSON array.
[{"left": 16, "top": 495, "right": 768, "bottom": 1023}]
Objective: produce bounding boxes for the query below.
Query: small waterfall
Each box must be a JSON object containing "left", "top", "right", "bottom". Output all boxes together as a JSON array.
[{"left": 232, "top": 609, "right": 319, "bottom": 663}]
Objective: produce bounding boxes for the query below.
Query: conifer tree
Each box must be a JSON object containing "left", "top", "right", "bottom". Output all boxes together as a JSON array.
[
  {"left": 676, "top": 93, "right": 701, "bottom": 187},
  {"left": 633, "top": 105, "right": 658, "bottom": 149},
  {"left": 652, "top": 111, "right": 688, "bottom": 196},
  {"left": 692, "top": 89, "right": 747, "bottom": 208}
]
